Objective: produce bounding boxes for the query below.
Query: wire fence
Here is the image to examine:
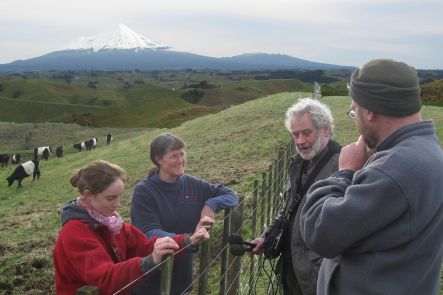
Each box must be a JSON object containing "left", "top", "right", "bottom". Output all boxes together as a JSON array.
[{"left": 76, "top": 141, "right": 294, "bottom": 295}]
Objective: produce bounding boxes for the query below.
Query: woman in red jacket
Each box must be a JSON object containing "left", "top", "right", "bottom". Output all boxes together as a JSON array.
[{"left": 53, "top": 160, "right": 210, "bottom": 295}]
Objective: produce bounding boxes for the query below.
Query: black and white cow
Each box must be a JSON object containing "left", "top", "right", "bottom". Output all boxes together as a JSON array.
[
  {"left": 34, "top": 146, "right": 51, "bottom": 161},
  {"left": 106, "top": 133, "right": 112, "bottom": 145},
  {"left": 85, "top": 138, "right": 95, "bottom": 151},
  {"left": 6, "top": 159, "right": 41, "bottom": 188},
  {"left": 73, "top": 142, "right": 86, "bottom": 152},
  {"left": 56, "top": 146, "right": 64, "bottom": 158},
  {"left": 91, "top": 137, "right": 98, "bottom": 150},
  {"left": 0, "top": 154, "right": 9, "bottom": 168},
  {"left": 12, "top": 154, "right": 21, "bottom": 165}
]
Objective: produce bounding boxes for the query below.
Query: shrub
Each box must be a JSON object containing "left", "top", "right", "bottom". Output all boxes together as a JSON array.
[{"left": 181, "top": 89, "right": 205, "bottom": 104}]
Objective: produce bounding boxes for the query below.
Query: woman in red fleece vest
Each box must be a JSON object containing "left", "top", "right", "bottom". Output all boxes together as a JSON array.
[{"left": 53, "top": 160, "right": 210, "bottom": 295}]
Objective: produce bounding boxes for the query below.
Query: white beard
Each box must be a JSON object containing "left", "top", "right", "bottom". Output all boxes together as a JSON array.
[{"left": 297, "top": 136, "right": 327, "bottom": 160}]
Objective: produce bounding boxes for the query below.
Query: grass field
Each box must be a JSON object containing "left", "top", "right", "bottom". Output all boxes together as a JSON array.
[
  {"left": 0, "top": 92, "right": 442, "bottom": 294},
  {"left": 0, "top": 72, "right": 316, "bottom": 129}
]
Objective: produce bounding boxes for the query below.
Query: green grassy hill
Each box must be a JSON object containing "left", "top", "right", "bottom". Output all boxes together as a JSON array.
[
  {"left": 0, "top": 76, "right": 218, "bottom": 128},
  {"left": 421, "top": 79, "right": 443, "bottom": 105},
  {"left": 1, "top": 70, "right": 345, "bottom": 129},
  {"left": 192, "top": 79, "right": 311, "bottom": 106},
  {"left": 0, "top": 93, "right": 441, "bottom": 294}
]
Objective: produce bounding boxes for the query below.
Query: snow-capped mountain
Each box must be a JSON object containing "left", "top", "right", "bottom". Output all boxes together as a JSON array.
[
  {"left": 67, "top": 23, "right": 169, "bottom": 51},
  {"left": 0, "top": 25, "right": 354, "bottom": 71}
]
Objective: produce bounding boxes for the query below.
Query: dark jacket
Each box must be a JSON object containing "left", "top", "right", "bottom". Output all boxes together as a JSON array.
[
  {"left": 131, "top": 173, "right": 238, "bottom": 295},
  {"left": 277, "top": 140, "right": 340, "bottom": 295}
]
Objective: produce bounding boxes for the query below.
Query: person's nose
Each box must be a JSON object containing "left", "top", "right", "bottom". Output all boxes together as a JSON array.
[{"left": 295, "top": 134, "right": 306, "bottom": 145}]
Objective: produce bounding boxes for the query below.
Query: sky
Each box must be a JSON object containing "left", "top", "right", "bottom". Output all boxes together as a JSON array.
[{"left": 1, "top": 0, "right": 442, "bottom": 69}]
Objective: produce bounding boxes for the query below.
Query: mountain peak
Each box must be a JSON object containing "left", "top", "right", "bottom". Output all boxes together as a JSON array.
[{"left": 66, "top": 24, "right": 169, "bottom": 52}]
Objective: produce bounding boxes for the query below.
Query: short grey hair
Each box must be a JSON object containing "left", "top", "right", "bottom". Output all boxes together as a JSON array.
[
  {"left": 150, "top": 133, "right": 185, "bottom": 166},
  {"left": 285, "top": 97, "right": 334, "bottom": 134}
]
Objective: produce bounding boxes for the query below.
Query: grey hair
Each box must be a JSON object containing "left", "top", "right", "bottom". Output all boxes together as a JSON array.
[
  {"left": 150, "top": 133, "right": 185, "bottom": 166},
  {"left": 285, "top": 97, "right": 334, "bottom": 134}
]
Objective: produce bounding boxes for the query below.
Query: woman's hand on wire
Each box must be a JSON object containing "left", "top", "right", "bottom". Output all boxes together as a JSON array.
[
  {"left": 151, "top": 237, "right": 179, "bottom": 264},
  {"left": 200, "top": 205, "right": 215, "bottom": 220},
  {"left": 195, "top": 215, "right": 215, "bottom": 231},
  {"left": 189, "top": 227, "right": 210, "bottom": 245}
]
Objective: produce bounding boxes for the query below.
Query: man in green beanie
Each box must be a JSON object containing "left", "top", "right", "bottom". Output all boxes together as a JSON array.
[{"left": 300, "top": 59, "right": 443, "bottom": 294}]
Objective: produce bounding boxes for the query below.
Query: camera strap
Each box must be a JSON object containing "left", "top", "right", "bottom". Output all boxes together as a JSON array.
[{"left": 291, "top": 140, "right": 342, "bottom": 213}]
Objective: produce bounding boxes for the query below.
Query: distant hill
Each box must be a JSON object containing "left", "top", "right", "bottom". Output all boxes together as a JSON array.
[
  {"left": 421, "top": 79, "right": 443, "bottom": 105},
  {"left": 0, "top": 70, "right": 320, "bottom": 127},
  {"left": 0, "top": 49, "right": 354, "bottom": 72},
  {"left": 220, "top": 53, "right": 352, "bottom": 70},
  {"left": 0, "top": 76, "right": 217, "bottom": 128}
]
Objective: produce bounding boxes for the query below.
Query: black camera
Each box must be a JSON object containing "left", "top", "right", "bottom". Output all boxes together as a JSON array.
[{"left": 263, "top": 214, "right": 288, "bottom": 259}]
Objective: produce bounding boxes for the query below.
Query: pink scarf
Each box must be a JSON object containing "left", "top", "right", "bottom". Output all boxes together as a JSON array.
[{"left": 77, "top": 196, "right": 124, "bottom": 235}]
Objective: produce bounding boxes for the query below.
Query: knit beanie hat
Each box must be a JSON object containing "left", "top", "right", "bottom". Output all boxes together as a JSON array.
[{"left": 349, "top": 59, "right": 421, "bottom": 117}]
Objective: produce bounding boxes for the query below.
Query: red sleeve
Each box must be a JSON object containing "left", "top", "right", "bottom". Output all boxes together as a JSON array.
[{"left": 57, "top": 221, "right": 145, "bottom": 294}]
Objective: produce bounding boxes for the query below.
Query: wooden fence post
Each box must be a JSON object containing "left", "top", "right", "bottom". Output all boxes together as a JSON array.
[
  {"left": 226, "top": 198, "right": 244, "bottom": 295},
  {"left": 260, "top": 172, "right": 266, "bottom": 233},
  {"left": 198, "top": 239, "right": 211, "bottom": 295},
  {"left": 273, "top": 159, "right": 279, "bottom": 214},
  {"left": 267, "top": 164, "right": 273, "bottom": 224},
  {"left": 277, "top": 149, "right": 284, "bottom": 197},
  {"left": 160, "top": 255, "right": 173, "bottom": 295},
  {"left": 219, "top": 208, "right": 231, "bottom": 295},
  {"left": 76, "top": 286, "right": 98, "bottom": 295},
  {"left": 248, "top": 180, "right": 259, "bottom": 294}
]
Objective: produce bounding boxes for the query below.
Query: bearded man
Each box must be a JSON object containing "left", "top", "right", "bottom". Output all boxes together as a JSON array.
[
  {"left": 252, "top": 97, "right": 341, "bottom": 295},
  {"left": 300, "top": 59, "right": 443, "bottom": 295}
]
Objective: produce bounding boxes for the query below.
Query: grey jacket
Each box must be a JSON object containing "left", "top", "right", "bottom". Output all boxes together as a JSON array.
[
  {"left": 282, "top": 140, "right": 340, "bottom": 295},
  {"left": 300, "top": 121, "right": 443, "bottom": 295}
]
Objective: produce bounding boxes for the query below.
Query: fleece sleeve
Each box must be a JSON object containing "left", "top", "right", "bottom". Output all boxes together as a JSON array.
[
  {"left": 201, "top": 181, "right": 239, "bottom": 212},
  {"left": 300, "top": 167, "right": 409, "bottom": 258},
  {"left": 57, "top": 221, "right": 144, "bottom": 294}
]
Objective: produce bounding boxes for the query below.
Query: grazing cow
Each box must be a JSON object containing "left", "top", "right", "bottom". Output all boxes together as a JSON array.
[
  {"left": 34, "top": 146, "right": 51, "bottom": 160},
  {"left": 92, "top": 137, "right": 98, "bottom": 149},
  {"left": 6, "top": 159, "right": 40, "bottom": 188},
  {"left": 12, "top": 154, "right": 21, "bottom": 165},
  {"left": 85, "top": 139, "right": 95, "bottom": 151},
  {"left": 106, "top": 133, "right": 112, "bottom": 145},
  {"left": 56, "top": 146, "right": 64, "bottom": 158},
  {"left": 73, "top": 142, "right": 86, "bottom": 152},
  {"left": 0, "top": 154, "right": 9, "bottom": 168}
]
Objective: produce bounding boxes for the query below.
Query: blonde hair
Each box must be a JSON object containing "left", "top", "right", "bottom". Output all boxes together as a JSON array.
[{"left": 70, "top": 160, "right": 126, "bottom": 194}]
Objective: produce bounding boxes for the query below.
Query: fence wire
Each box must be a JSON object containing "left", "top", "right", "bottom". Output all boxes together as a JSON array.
[{"left": 110, "top": 142, "right": 294, "bottom": 295}]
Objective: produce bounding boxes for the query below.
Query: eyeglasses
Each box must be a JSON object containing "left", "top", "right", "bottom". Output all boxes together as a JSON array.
[
  {"left": 165, "top": 152, "right": 186, "bottom": 161},
  {"left": 347, "top": 107, "right": 356, "bottom": 119}
]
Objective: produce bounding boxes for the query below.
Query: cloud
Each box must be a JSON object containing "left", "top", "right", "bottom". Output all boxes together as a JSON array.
[{"left": 0, "top": 0, "right": 442, "bottom": 68}]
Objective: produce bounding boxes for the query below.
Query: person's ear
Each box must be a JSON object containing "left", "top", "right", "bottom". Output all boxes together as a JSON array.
[
  {"left": 323, "top": 126, "right": 331, "bottom": 137},
  {"left": 155, "top": 155, "right": 163, "bottom": 165},
  {"left": 367, "top": 111, "right": 377, "bottom": 122},
  {"left": 83, "top": 189, "right": 93, "bottom": 201}
]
